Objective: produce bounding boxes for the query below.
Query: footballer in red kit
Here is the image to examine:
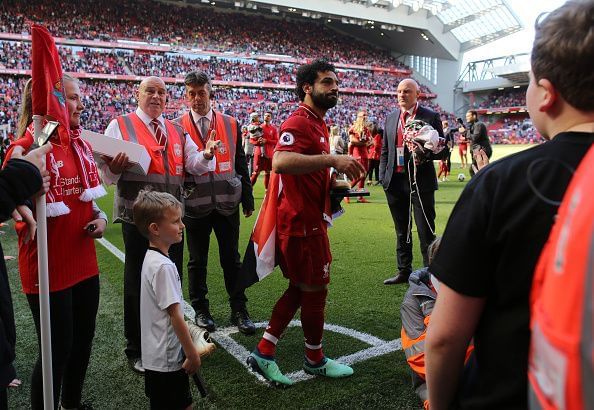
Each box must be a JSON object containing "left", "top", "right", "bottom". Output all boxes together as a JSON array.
[
  {"left": 251, "top": 111, "right": 278, "bottom": 189},
  {"left": 247, "top": 59, "right": 365, "bottom": 387}
]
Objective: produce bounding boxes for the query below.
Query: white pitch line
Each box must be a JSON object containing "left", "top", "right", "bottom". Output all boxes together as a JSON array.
[
  {"left": 211, "top": 321, "right": 402, "bottom": 384},
  {"left": 98, "top": 237, "right": 403, "bottom": 385},
  {"left": 98, "top": 237, "right": 197, "bottom": 319}
]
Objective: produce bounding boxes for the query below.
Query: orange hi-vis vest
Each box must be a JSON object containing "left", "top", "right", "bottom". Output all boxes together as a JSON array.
[
  {"left": 177, "top": 111, "right": 241, "bottom": 218},
  {"left": 528, "top": 145, "right": 594, "bottom": 410},
  {"left": 114, "top": 112, "right": 185, "bottom": 223},
  {"left": 401, "top": 268, "right": 475, "bottom": 409}
]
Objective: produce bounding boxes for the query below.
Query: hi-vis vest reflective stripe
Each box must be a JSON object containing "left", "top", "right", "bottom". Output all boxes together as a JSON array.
[
  {"left": 528, "top": 145, "right": 594, "bottom": 410},
  {"left": 176, "top": 111, "right": 241, "bottom": 217},
  {"left": 114, "top": 113, "right": 185, "bottom": 223}
]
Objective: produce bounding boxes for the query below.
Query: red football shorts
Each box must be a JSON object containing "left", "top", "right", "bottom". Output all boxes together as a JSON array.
[
  {"left": 459, "top": 144, "right": 468, "bottom": 156},
  {"left": 277, "top": 234, "right": 332, "bottom": 286},
  {"left": 253, "top": 155, "right": 272, "bottom": 173}
]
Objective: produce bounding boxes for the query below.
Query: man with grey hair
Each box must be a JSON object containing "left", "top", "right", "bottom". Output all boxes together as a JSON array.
[
  {"left": 176, "top": 71, "right": 255, "bottom": 336},
  {"left": 379, "top": 78, "right": 445, "bottom": 285},
  {"left": 101, "top": 76, "right": 217, "bottom": 373}
]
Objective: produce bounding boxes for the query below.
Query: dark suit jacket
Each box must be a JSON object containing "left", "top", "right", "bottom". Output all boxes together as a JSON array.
[{"left": 379, "top": 105, "right": 446, "bottom": 193}]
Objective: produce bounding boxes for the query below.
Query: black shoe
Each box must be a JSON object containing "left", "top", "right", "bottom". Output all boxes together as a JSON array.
[
  {"left": 231, "top": 309, "right": 256, "bottom": 335},
  {"left": 195, "top": 309, "right": 216, "bottom": 332},
  {"left": 383, "top": 270, "right": 411, "bottom": 285}
]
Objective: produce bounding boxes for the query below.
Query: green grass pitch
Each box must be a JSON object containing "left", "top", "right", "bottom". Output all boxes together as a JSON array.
[{"left": 3, "top": 145, "right": 532, "bottom": 409}]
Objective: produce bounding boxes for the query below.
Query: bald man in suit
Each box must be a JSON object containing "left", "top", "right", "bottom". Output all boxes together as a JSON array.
[{"left": 380, "top": 79, "right": 446, "bottom": 285}]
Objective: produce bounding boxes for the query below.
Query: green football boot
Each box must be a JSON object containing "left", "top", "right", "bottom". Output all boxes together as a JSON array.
[
  {"left": 246, "top": 351, "right": 294, "bottom": 387},
  {"left": 303, "top": 357, "right": 354, "bottom": 378}
]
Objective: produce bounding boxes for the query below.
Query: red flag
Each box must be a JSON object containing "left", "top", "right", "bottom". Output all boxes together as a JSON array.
[
  {"left": 237, "top": 172, "right": 282, "bottom": 290},
  {"left": 31, "top": 24, "right": 70, "bottom": 146}
]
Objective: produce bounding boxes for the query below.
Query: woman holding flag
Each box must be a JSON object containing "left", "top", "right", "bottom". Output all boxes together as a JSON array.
[{"left": 7, "top": 30, "right": 107, "bottom": 407}]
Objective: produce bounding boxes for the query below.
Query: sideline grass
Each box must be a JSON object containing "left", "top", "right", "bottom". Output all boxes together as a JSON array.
[{"left": 5, "top": 145, "right": 529, "bottom": 409}]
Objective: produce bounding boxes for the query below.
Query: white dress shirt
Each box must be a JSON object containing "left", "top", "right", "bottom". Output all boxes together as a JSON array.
[
  {"left": 190, "top": 108, "right": 213, "bottom": 140},
  {"left": 101, "top": 108, "right": 215, "bottom": 185}
]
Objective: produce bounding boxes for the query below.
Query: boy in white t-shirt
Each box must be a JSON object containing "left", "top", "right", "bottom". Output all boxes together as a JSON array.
[{"left": 133, "top": 190, "right": 201, "bottom": 410}]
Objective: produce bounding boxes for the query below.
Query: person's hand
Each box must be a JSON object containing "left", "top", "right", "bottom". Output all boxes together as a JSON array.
[
  {"left": 331, "top": 155, "right": 366, "bottom": 181},
  {"left": 12, "top": 205, "right": 36, "bottom": 244},
  {"left": 472, "top": 149, "right": 489, "bottom": 173},
  {"left": 84, "top": 218, "right": 107, "bottom": 238},
  {"left": 458, "top": 126, "right": 466, "bottom": 133},
  {"left": 101, "top": 152, "right": 130, "bottom": 174},
  {"left": 182, "top": 351, "right": 201, "bottom": 375},
  {"left": 204, "top": 134, "right": 220, "bottom": 160},
  {"left": 11, "top": 144, "right": 53, "bottom": 172},
  {"left": 243, "top": 208, "right": 253, "bottom": 218},
  {"left": 37, "top": 169, "right": 51, "bottom": 196}
]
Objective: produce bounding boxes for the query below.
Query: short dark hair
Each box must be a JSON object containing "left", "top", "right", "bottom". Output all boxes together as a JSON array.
[
  {"left": 467, "top": 110, "right": 478, "bottom": 119},
  {"left": 531, "top": 0, "right": 594, "bottom": 111},
  {"left": 184, "top": 71, "right": 212, "bottom": 95},
  {"left": 295, "top": 59, "right": 337, "bottom": 102}
]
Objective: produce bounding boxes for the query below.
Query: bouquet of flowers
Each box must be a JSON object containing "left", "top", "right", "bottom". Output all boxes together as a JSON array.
[{"left": 403, "top": 119, "right": 446, "bottom": 163}]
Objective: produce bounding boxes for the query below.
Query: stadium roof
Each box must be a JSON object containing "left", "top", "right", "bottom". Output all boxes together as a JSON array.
[{"left": 185, "top": 0, "right": 522, "bottom": 59}]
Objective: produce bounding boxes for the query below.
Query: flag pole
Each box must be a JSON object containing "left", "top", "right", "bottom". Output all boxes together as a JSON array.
[{"left": 33, "top": 114, "right": 54, "bottom": 410}]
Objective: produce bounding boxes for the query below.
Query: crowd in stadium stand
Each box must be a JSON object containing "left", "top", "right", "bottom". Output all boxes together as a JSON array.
[
  {"left": 0, "top": 0, "right": 544, "bottom": 147},
  {"left": 477, "top": 88, "right": 527, "bottom": 109},
  {"left": 1, "top": 75, "right": 448, "bottom": 139},
  {"left": 1, "top": 40, "right": 427, "bottom": 92},
  {"left": 486, "top": 117, "right": 543, "bottom": 144},
  {"left": 0, "top": 0, "right": 410, "bottom": 69}
]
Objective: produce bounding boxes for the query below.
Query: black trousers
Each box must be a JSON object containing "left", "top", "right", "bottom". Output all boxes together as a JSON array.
[
  {"left": 185, "top": 210, "right": 247, "bottom": 312},
  {"left": 367, "top": 159, "right": 380, "bottom": 182},
  {"left": 385, "top": 183, "right": 436, "bottom": 273},
  {"left": 27, "top": 275, "right": 99, "bottom": 410},
  {"left": 122, "top": 223, "right": 183, "bottom": 360}
]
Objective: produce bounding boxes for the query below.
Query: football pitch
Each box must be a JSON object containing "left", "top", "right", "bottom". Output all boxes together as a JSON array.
[{"left": 4, "top": 145, "right": 532, "bottom": 409}]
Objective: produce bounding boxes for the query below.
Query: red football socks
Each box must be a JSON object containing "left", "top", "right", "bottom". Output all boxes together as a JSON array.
[
  {"left": 300, "top": 288, "right": 328, "bottom": 364},
  {"left": 264, "top": 173, "right": 270, "bottom": 190},
  {"left": 257, "top": 285, "right": 301, "bottom": 357}
]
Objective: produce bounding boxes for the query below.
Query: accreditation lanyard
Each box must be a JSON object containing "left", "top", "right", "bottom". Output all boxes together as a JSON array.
[{"left": 397, "top": 102, "right": 419, "bottom": 146}]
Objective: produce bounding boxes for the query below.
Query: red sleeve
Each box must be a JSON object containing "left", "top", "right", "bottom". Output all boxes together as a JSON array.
[
  {"left": 276, "top": 116, "right": 312, "bottom": 154},
  {"left": 3, "top": 126, "right": 34, "bottom": 169}
]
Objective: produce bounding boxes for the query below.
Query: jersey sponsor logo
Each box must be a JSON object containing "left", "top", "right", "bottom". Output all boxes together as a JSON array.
[
  {"left": 176, "top": 164, "right": 184, "bottom": 175},
  {"left": 55, "top": 160, "right": 64, "bottom": 168},
  {"left": 279, "top": 132, "right": 295, "bottom": 146},
  {"left": 219, "top": 161, "right": 231, "bottom": 172}
]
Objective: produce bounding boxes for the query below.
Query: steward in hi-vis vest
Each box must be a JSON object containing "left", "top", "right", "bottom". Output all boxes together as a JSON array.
[
  {"left": 529, "top": 146, "right": 594, "bottom": 410},
  {"left": 100, "top": 76, "right": 215, "bottom": 373},
  {"left": 178, "top": 70, "right": 255, "bottom": 337},
  {"left": 401, "top": 268, "right": 474, "bottom": 409},
  {"left": 178, "top": 110, "right": 247, "bottom": 218},
  {"left": 115, "top": 112, "right": 185, "bottom": 222}
]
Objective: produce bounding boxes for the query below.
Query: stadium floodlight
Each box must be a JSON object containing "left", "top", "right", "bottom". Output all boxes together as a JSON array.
[
  {"left": 234, "top": 1, "right": 244, "bottom": 6},
  {"left": 201, "top": 0, "right": 210, "bottom": 3},
  {"left": 271, "top": 6, "right": 279, "bottom": 13},
  {"left": 302, "top": 11, "right": 310, "bottom": 17}
]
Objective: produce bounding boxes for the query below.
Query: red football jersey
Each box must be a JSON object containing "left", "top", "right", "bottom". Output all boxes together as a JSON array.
[
  {"left": 275, "top": 104, "right": 330, "bottom": 237},
  {"left": 261, "top": 122, "right": 278, "bottom": 159}
]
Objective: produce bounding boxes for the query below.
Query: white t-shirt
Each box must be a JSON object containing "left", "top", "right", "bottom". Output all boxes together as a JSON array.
[{"left": 140, "top": 248, "right": 184, "bottom": 372}]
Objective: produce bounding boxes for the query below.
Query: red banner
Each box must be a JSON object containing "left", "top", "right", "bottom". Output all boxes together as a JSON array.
[{"left": 31, "top": 24, "right": 70, "bottom": 145}]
